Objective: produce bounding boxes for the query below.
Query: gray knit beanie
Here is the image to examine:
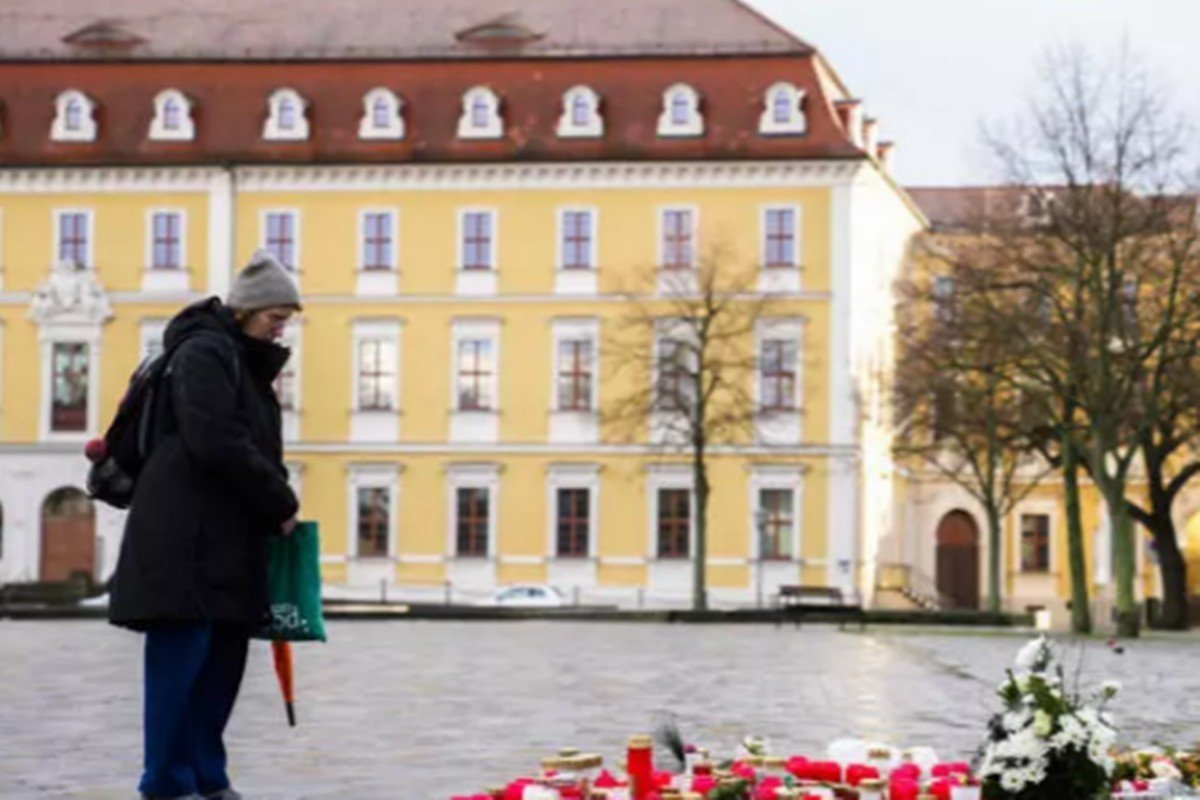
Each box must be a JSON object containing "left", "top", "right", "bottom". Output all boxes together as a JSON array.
[{"left": 227, "top": 249, "right": 302, "bottom": 311}]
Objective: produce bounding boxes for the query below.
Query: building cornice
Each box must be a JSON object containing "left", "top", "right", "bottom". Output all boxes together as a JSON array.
[
  {"left": 0, "top": 160, "right": 864, "bottom": 194},
  {"left": 236, "top": 160, "right": 864, "bottom": 191}
]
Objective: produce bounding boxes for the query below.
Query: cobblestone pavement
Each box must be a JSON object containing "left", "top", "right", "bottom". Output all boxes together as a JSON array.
[{"left": 2, "top": 620, "right": 1199, "bottom": 800}]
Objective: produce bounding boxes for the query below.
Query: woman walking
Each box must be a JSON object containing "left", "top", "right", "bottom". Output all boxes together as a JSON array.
[{"left": 109, "top": 251, "right": 302, "bottom": 800}]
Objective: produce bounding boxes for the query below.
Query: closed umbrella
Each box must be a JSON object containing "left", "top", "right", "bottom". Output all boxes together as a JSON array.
[{"left": 270, "top": 640, "right": 296, "bottom": 726}]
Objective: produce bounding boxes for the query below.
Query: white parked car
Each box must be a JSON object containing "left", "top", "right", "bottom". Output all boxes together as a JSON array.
[{"left": 479, "top": 584, "right": 567, "bottom": 608}]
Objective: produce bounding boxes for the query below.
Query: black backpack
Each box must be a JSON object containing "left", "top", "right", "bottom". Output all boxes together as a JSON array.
[{"left": 86, "top": 332, "right": 238, "bottom": 509}]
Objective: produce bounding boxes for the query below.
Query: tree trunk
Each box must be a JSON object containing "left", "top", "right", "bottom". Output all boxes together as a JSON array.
[
  {"left": 1108, "top": 492, "right": 1141, "bottom": 637},
  {"left": 692, "top": 449, "right": 709, "bottom": 612},
  {"left": 1062, "top": 443, "right": 1092, "bottom": 633},
  {"left": 984, "top": 503, "right": 1003, "bottom": 614},
  {"left": 1148, "top": 513, "right": 1189, "bottom": 630}
]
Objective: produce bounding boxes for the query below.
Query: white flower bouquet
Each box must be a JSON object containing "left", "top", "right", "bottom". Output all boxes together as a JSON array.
[{"left": 977, "top": 636, "right": 1117, "bottom": 799}]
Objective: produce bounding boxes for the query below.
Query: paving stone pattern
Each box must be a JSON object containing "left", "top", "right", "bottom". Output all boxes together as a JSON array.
[{"left": 1, "top": 620, "right": 1198, "bottom": 799}]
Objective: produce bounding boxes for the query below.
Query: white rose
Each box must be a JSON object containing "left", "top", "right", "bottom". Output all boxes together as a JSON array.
[
  {"left": 1001, "top": 770, "right": 1026, "bottom": 792},
  {"left": 1033, "top": 710, "right": 1053, "bottom": 738},
  {"left": 1015, "top": 637, "right": 1047, "bottom": 672}
]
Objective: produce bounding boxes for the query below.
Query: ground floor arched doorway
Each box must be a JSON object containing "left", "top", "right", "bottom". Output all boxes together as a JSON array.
[
  {"left": 39, "top": 487, "right": 95, "bottom": 583},
  {"left": 936, "top": 509, "right": 980, "bottom": 610}
]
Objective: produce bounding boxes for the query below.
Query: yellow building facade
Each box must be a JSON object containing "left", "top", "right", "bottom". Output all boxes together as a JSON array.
[
  {"left": 0, "top": 1, "right": 922, "bottom": 606},
  {"left": 894, "top": 188, "right": 1179, "bottom": 624}
]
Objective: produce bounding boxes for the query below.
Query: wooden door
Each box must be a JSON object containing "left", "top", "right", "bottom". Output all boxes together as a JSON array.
[
  {"left": 936, "top": 510, "right": 980, "bottom": 610},
  {"left": 40, "top": 488, "right": 95, "bottom": 583}
]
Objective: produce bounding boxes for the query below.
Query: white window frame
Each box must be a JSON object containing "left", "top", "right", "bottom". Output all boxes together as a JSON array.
[
  {"left": 759, "top": 205, "right": 802, "bottom": 293},
  {"left": 657, "top": 206, "right": 698, "bottom": 270},
  {"left": 758, "top": 82, "right": 807, "bottom": 136},
  {"left": 549, "top": 318, "right": 600, "bottom": 444},
  {"left": 260, "top": 208, "right": 302, "bottom": 285},
  {"left": 138, "top": 318, "right": 168, "bottom": 363},
  {"left": 657, "top": 206, "right": 699, "bottom": 295},
  {"left": 350, "top": 319, "right": 402, "bottom": 444},
  {"left": 657, "top": 83, "right": 703, "bottom": 138},
  {"left": 149, "top": 89, "right": 195, "bottom": 142},
  {"left": 263, "top": 88, "right": 310, "bottom": 141},
  {"left": 749, "top": 466, "right": 805, "bottom": 562},
  {"left": 142, "top": 208, "right": 189, "bottom": 293},
  {"left": 546, "top": 463, "right": 601, "bottom": 560},
  {"left": 356, "top": 208, "right": 400, "bottom": 296},
  {"left": 446, "top": 463, "right": 501, "bottom": 559},
  {"left": 277, "top": 320, "right": 303, "bottom": 443},
  {"left": 556, "top": 85, "right": 603, "bottom": 139},
  {"left": 457, "top": 86, "right": 503, "bottom": 140},
  {"left": 754, "top": 317, "right": 804, "bottom": 446},
  {"left": 358, "top": 87, "right": 405, "bottom": 140},
  {"left": 650, "top": 318, "right": 699, "bottom": 447},
  {"left": 51, "top": 90, "right": 97, "bottom": 142},
  {"left": 52, "top": 208, "right": 95, "bottom": 271},
  {"left": 346, "top": 463, "right": 401, "bottom": 560},
  {"left": 646, "top": 465, "right": 695, "bottom": 560},
  {"left": 450, "top": 318, "right": 501, "bottom": 444},
  {"left": 39, "top": 334, "right": 101, "bottom": 442},
  {"left": 456, "top": 208, "right": 498, "bottom": 296},
  {"left": 555, "top": 207, "right": 598, "bottom": 295}
]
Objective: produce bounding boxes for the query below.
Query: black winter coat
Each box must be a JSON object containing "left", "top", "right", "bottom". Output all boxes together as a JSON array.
[{"left": 109, "top": 298, "right": 299, "bottom": 630}]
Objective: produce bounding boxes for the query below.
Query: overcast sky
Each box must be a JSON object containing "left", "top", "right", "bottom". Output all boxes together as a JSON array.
[{"left": 745, "top": 0, "right": 1200, "bottom": 187}]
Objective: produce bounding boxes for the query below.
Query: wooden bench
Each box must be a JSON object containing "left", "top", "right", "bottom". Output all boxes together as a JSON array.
[{"left": 774, "top": 584, "right": 865, "bottom": 630}]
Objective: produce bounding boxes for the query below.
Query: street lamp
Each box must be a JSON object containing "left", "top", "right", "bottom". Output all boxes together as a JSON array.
[{"left": 755, "top": 507, "right": 770, "bottom": 609}]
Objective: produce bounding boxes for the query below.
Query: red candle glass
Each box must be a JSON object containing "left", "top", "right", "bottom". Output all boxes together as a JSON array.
[{"left": 627, "top": 735, "right": 654, "bottom": 800}]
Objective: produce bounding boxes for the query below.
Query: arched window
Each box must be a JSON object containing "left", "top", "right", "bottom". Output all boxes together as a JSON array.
[
  {"left": 358, "top": 87, "right": 404, "bottom": 140},
  {"left": 657, "top": 84, "right": 703, "bottom": 138},
  {"left": 51, "top": 90, "right": 97, "bottom": 142},
  {"left": 556, "top": 85, "right": 603, "bottom": 139},
  {"left": 758, "top": 82, "right": 806, "bottom": 136},
  {"left": 263, "top": 88, "right": 310, "bottom": 141},
  {"left": 759, "top": 82, "right": 806, "bottom": 136},
  {"left": 457, "top": 86, "right": 502, "bottom": 139},
  {"left": 149, "top": 89, "right": 195, "bottom": 141}
]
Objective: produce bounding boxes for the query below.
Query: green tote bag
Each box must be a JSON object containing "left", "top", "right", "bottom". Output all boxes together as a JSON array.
[{"left": 255, "top": 520, "right": 328, "bottom": 642}]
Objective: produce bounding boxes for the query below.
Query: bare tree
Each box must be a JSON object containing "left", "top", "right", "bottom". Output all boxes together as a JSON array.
[
  {"left": 982, "top": 45, "right": 1200, "bottom": 636},
  {"left": 603, "top": 245, "right": 785, "bottom": 611},
  {"left": 893, "top": 237, "right": 1050, "bottom": 614}
]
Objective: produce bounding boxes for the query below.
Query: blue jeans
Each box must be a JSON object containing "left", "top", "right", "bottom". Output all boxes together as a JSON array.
[{"left": 139, "top": 623, "right": 249, "bottom": 798}]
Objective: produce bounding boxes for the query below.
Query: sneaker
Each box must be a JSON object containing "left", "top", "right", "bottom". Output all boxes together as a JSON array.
[{"left": 204, "top": 790, "right": 244, "bottom": 800}]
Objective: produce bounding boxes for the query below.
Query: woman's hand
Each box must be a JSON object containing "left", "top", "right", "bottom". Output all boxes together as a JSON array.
[{"left": 281, "top": 516, "right": 299, "bottom": 536}]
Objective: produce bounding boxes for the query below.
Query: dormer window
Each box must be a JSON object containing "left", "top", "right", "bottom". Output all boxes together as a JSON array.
[
  {"left": 556, "top": 86, "right": 603, "bottom": 139},
  {"left": 51, "top": 90, "right": 97, "bottom": 142},
  {"left": 759, "top": 82, "right": 806, "bottom": 136},
  {"left": 358, "top": 87, "right": 404, "bottom": 140},
  {"left": 657, "top": 84, "right": 703, "bottom": 138},
  {"left": 458, "top": 86, "right": 502, "bottom": 140},
  {"left": 264, "top": 88, "right": 309, "bottom": 141},
  {"left": 149, "top": 89, "right": 194, "bottom": 141}
]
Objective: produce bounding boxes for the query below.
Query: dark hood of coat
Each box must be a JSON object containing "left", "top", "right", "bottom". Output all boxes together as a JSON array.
[{"left": 164, "top": 297, "right": 291, "bottom": 385}]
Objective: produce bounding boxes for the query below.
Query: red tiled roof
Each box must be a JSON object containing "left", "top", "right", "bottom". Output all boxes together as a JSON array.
[
  {"left": 905, "top": 186, "right": 1028, "bottom": 231},
  {"left": 0, "top": 0, "right": 811, "bottom": 61},
  {"left": 0, "top": 56, "right": 866, "bottom": 166}
]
